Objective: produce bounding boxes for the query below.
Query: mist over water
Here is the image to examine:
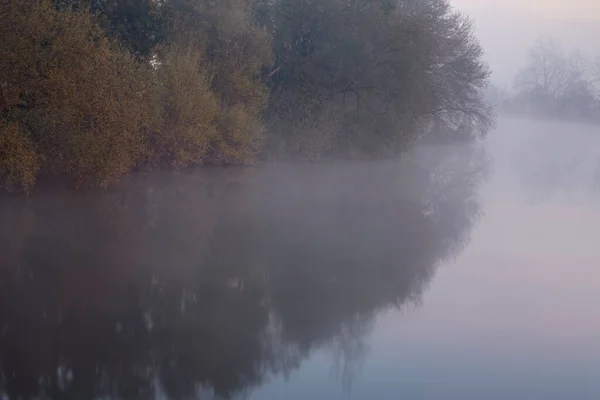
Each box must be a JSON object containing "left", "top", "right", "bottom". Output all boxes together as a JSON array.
[
  {"left": 489, "top": 116, "right": 600, "bottom": 201},
  {"left": 1, "top": 116, "right": 600, "bottom": 399},
  {"left": 0, "top": 133, "right": 486, "bottom": 399},
  {"left": 2, "top": 0, "right": 600, "bottom": 398}
]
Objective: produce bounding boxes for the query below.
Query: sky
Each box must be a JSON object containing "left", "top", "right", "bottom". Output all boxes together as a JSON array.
[
  {"left": 452, "top": 0, "right": 600, "bottom": 19},
  {"left": 450, "top": 0, "right": 600, "bottom": 88}
]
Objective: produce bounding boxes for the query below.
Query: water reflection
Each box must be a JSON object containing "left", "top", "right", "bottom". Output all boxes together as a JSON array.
[
  {"left": 490, "top": 117, "right": 600, "bottom": 201},
  {"left": 0, "top": 143, "right": 487, "bottom": 399}
]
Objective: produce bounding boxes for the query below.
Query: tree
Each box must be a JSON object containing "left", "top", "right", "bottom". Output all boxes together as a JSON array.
[
  {"left": 515, "top": 37, "right": 569, "bottom": 99},
  {"left": 145, "top": 45, "right": 220, "bottom": 168},
  {"left": 53, "top": 0, "right": 164, "bottom": 58},
  {"left": 592, "top": 56, "right": 600, "bottom": 100},
  {"left": 91, "top": 0, "right": 165, "bottom": 58},
  {"left": 0, "top": 0, "right": 155, "bottom": 190},
  {"left": 262, "top": 0, "right": 492, "bottom": 159},
  {"left": 156, "top": 0, "right": 273, "bottom": 164},
  {"left": 1, "top": 0, "right": 493, "bottom": 192},
  {"left": 513, "top": 36, "right": 597, "bottom": 119},
  {"left": 0, "top": 121, "right": 38, "bottom": 192}
]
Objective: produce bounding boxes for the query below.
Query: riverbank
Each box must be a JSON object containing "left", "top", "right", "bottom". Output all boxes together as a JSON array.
[{"left": 1, "top": 0, "right": 491, "bottom": 194}]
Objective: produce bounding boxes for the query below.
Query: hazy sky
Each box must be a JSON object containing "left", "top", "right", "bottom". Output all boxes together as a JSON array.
[
  {"left": 453, "top": 0, "right": 600, "bottom": 18},
  {"left": 450, "top": 0, "right": 600, "bottom": 88}
]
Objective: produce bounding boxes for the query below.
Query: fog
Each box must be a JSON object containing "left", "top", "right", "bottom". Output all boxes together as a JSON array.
[
  {"left": 3, "top": 110, "right": 600, "bottom": 398},
  {"left": 2, "top": 1, "right": 600, "bottom": 398},
  {"left": 489, "top": 117, "right": 600, "bottom": 200},
  {"left": 452, "top": 0, "right": 600, "bottom": 87},
  {"left": 0, "top": 140, "right": 488, "bottom": 399}
]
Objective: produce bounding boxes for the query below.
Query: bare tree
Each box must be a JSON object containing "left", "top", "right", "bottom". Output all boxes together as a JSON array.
[
  {"left": 515, "top": 37, "right": 570, "bottom": 99},
  {"left": 514, "top": 36, "right": 597, "bottom": 118}
]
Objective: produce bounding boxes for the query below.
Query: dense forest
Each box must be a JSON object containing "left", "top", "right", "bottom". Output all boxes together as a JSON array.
[{"left": 0, "top": 0, "right": 492, "bottom": 192}]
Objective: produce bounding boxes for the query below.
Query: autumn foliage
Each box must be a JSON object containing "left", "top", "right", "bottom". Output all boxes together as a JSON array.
[
  {"left": 0, "top": 0, "right": 491, "bottom": 192},
  {"left": 0, "top": 0, "right": 153, "bottom": 189}
]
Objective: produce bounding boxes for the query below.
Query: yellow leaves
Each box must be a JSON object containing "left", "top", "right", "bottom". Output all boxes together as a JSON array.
[
  {"left": 0, "top": 0, "right": 155, "bottom": 190},
  {"left": 148, "top": 42, "right": 268, "bottom": 168},
  {"left": 214, "top": 104, "right": 266, "bottom": 163},
  {"left": 0, "top": 0, "right": 271, "bottom": 192},
  {"left": 149, "top": 45, "right": 218, "bottom": 167},
  {"left": 0, "top": 120, "right": 39, "bottom": 193}
]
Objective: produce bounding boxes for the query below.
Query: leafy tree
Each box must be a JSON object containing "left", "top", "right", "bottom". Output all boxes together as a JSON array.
[
  {"left": 0, "top": 121, "right": 38, "bottom": 192},
  {"left": 91, "top": 0, "right": 165, "bottom": 58},
  {"left": 53, "top": 0, "right": 164, "bottom": 58},
  {"left": 1, "top": 0, "right": 493, "bottom": 192},
  {"left": 0, "top": 0, "right": 155, "bottom": 190},
  {"left": 262, "top": 0, "right": 492, "bottom": 159},
  {"left": 155, "top": 0, "right": 273, "bottom": 164},
  {"left": 146, "top": 45, "right": 219, "bottom": 168}
]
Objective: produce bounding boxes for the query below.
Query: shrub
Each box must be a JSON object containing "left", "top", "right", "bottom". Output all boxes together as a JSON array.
[
  {"left": 159, "top": 0, "right": 272, "bottom": 164},
  {"left": 148, "top": 45, "right": 219, "bottom": 168},
  {"left": 0, "top": 0, "right": 154, "bottom": 188},
  {"left": 149, "top": 44, "right": 268, "bottom": 167},
  {"left": 0, "top": 120, "right": 39, "bottom": 192}
]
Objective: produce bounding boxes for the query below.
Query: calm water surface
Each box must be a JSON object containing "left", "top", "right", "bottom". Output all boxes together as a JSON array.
[{"left": 1, "top": 117, "right": 599, "bottom": 399}]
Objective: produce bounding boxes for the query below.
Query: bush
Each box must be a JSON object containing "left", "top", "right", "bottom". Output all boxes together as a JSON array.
[
  {"left": 148, "top": 44, "right": 268, "bottom": 167},
  {"left": 148, "top": 45, "right": 219, "bottom": 168},
  {"left": 151, "top": 0, "right": 273, "bottom": 166},
  {"left": 0, "top": 120, "right": 39, "bottom": 192},
  {"left": 0, "top": 0, "right": 492, "bottom": 192},
  {"left": 0, "top": 0, "right": 154, "bottom": 188},
  {"left": 213, "top": 103, "right": 266, "bottom": 163}
]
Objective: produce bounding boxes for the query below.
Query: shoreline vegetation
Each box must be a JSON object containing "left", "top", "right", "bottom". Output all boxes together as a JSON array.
[
  {"left": 485, "top": 37, "right": 600, "bottom": 126},
  {"left": 0, "top": 0, "right": 492, "bottom": 193}
]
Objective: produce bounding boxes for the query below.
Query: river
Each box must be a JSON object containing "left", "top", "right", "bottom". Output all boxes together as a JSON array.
[{"left": 0, "top": 116, "right": 599, "bottom": 399}]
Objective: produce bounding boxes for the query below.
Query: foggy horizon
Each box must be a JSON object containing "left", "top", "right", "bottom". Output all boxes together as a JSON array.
[
  {"left": 451, "top": 0, "right": 600, "bottom": 87},
  {"left": 1, "top": 1, "right": 600, "bottom": 399}
]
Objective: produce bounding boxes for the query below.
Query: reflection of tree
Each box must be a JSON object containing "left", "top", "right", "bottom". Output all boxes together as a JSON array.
[{"left": 0, "top": 145, "right": 486, "bottom": 399}]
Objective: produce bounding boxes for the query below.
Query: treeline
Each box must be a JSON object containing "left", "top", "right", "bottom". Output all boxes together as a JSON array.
[
  {"left": 0, "top": 0, "right": 491, "bottom": 192},
  {"left": 502, "top": 36, "right": 600, "bottom": 123}
]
